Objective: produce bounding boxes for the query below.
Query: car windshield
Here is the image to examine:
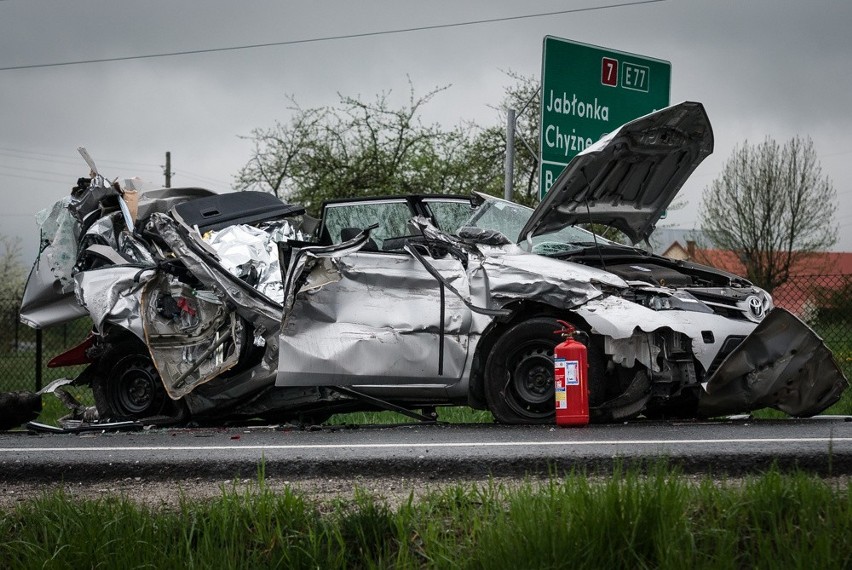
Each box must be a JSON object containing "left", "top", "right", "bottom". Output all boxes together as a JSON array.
[{"left": 455, "top": 195, "right": 614, "bottom": 253}]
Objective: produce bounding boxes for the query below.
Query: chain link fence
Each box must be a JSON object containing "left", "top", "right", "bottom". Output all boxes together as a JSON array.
[
  {"left": 771, "top": 274, "right": 852, "bottom": 379},
  {"left": 0, "top": 297, "right": 91, "bottom": 392},
  {"left": 2, "top": 274, "right": 851, "bottom": 393}
]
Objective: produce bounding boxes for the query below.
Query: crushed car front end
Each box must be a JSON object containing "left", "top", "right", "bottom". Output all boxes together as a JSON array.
[{"left": 19, "top": 163, "right": 339, "bottom": 425}]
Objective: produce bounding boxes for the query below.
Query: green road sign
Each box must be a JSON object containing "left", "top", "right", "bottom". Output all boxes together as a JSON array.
[{"left": 539, "top": 37, "right": 671, "bottom": 199}]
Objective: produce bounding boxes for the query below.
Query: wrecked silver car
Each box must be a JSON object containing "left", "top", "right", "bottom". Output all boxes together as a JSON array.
[{"left": 20, "top": 101, "right": 848, "bottom": 425}]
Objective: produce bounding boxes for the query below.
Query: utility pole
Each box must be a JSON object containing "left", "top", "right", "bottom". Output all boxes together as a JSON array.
[{"left": 164, "top": 151, "right": 172, "bottom": 188}]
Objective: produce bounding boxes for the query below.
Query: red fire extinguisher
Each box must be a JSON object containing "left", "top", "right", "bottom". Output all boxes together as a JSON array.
[{"left": 553, "top": 320, "right": 589, "bottom": 426}]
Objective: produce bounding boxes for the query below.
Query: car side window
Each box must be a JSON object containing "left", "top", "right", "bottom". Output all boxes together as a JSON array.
[
  {"left": 322, "top": 201, "right": 413, "bottom": 250},
  {"left": 423, "top": 199, "right": 475, "bottom": 234}
]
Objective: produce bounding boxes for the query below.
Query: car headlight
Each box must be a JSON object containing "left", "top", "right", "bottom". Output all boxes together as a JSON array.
[{"left": 633, "top": 289, "right": 714, "bottom": 314}]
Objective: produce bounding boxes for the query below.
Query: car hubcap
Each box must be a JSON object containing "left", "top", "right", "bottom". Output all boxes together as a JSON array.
[
  {"left": 114, "top": 359, "right": 159, "bottom": 415},
  {"left": 509, "top": 344, "right": 555, "bottom": 416}
]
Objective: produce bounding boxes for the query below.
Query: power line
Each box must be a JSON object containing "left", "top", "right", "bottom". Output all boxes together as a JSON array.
[
  {"left": 175, "top": 168, "right": 233, "bottom": 186},
  {"left": 0, "top": 172, "right": 72, "bottom": 185},
  {"left": 0, "top": 147, "right": 161, "bottom": 172},
  {"left": 0, "top": 1, "right": 666, "bottom": 71},
  {"left": 0, "top": 163, "right": 73, "bottom": 179}
]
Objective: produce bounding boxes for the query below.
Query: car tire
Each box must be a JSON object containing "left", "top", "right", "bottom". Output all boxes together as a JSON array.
[
  {"left": 92, "top": 340, "right": 186, "bottom": 423},
  {"left": 484, "top": 317, "right": 562, "bottom": 424}
]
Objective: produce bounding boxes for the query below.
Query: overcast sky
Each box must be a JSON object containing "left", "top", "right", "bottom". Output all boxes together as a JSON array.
[{"left": 2, "top": 0, "right": 850, "bottom": 263}]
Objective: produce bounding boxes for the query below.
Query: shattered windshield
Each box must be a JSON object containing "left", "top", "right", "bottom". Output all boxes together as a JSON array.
[{"left": 458, "top": 196, "right": 613, "bottom": 253}]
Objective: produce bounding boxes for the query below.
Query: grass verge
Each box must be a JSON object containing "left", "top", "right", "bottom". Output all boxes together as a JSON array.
[{"left": 1, "top": 466, "right": 851, "bottom": 569}]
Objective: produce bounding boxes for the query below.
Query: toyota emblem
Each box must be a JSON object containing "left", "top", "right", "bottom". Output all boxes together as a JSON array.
[{"left": 746, "top": 295, "right": 765, "bottom": 320}]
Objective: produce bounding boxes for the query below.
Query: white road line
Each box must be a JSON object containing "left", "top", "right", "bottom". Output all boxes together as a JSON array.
[{"left": 1, "top": 437, "right": 851, "bottom": 453}]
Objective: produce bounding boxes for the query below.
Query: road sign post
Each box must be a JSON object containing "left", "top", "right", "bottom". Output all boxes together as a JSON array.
[{"left": 539, "top": 37, "right": 671, "bottom": 199}]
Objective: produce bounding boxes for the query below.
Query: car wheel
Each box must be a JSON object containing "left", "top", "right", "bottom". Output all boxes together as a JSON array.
[
  {"left": 92, "top": 341, "right": 185, "bottom": 423},
  {"left": 484, "top": 318, "right": 561, "bottom": 424}
]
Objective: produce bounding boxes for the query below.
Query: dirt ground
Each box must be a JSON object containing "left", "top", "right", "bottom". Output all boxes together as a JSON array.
[{"left": 0, "top": 474, "right": 530, "bottom": 511}]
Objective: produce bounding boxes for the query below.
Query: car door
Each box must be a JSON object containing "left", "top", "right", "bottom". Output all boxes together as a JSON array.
[{"left": 275, "top": 200, "right": 474, "bottom": 388}]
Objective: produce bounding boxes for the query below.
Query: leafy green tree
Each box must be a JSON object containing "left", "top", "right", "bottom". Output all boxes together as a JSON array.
[
  {"left": 699, "top": 136, "right": 837, "bottom": 293},
  {"left": 235, "top": 81, "right": 502, "bottom": 214},
  {"left": 234, "top": 72, "right": 556, "bottom": 212}
]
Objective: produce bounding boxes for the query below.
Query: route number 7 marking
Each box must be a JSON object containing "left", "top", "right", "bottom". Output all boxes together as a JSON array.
[{"left": 601, "top": 57, "right": 618, "bottom": 87}]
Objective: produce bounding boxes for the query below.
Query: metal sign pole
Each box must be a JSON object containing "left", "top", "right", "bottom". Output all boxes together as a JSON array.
[{"left": 504, "top": 108, "right": 516, "bottom": 201}]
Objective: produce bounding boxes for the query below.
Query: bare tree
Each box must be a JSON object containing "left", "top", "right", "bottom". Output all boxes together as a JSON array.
[
  {"left": 699, "top": 136, "right": 837, "bottom": 293},
  {"left": 0, "top": 235, "right": 26, "bottom": 300}
]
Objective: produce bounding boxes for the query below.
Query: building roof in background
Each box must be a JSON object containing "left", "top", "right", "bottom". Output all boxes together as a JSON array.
[
  {"left": 662, "top": 243, "right": 852, "bottom": 316},
  {"left": 646, "top": 228, "right": 708, "bottom": 255}
]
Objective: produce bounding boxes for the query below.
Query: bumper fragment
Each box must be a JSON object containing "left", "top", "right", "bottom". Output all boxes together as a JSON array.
[{"left": 699, "top": 308, "right": 848, "bottom": 417}]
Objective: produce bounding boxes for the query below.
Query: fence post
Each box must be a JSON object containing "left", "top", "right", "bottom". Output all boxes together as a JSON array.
[
  {"left": 13, "top": 306, "right": 19, "bottom": 351},
  {"left": 35, "top": 328, "right": 42, "bottom": 392}
]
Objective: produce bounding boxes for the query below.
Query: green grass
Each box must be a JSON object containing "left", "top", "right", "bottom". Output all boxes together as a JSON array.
[{"left": 1, "top": 466, "right": 851, "bottom": 569}]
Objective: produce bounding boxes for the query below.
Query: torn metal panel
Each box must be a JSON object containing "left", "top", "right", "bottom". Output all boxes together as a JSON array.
[
  {"left": 19, "top": 252, "right": 89, "bottom": 328},
  {"left": 67, "top": 176, "right": 121, "bottom": 226},
  {"left": 149, "top": 213, "right": 282, "bottom": 332},
  {"left": 279, "top": 230, "right": 377, "bottom": 314},
  {"left": 83, "top": 214, "right": 120, "bottom": 250},
  {"left": 698, "top": 308, "right": 848, "bottom": 417},
  {"left": 141, "top": 274, "right": 241, "bottom": 399},
  {"left": 74, "top": 266, "right": 155, "bottom": 339}
]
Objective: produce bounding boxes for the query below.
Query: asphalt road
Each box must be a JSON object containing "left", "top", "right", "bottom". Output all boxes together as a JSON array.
[{"left": 2, "top": 417, "right": 852, "bottom": 482}]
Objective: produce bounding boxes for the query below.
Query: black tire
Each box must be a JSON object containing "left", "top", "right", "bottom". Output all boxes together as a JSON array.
[
  {"left": 484, "top": 318, "right": 561, "bottom": 424},
  {"left": 92, "top": 340, "right": 185, "bottom": 422}
]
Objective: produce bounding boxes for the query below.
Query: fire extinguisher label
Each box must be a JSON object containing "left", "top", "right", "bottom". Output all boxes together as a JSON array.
[
  {"left": 565, "top": 360, "right": 579, "bottom": 385},
  {"left": 554, "top": 358, "right": 567, "bottom": 409}
]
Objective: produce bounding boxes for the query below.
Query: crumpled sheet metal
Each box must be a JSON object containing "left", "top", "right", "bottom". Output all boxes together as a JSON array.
[
  {"left": 149, "top": 213, "right": 282, "bottom": 332},
  {"left": 203, "top": 221, "right": 303, "bottom": 305},
  {"left": 19, "top": 252, "right": 89, "bottom": 328},
  {"left": 83, "top": 214, "right": 120, "bottom": 250},
  {"left": 574, "top": 293, "right": 757, "bottom": 371},
  {"left": 141, "top": 275, "right": 241, "bottom": 400},
  {"left": 74, "top": 266, "right": 154, "bottom": 339},
  {"left": 67, "top": 175, "right": 120, "bottom": 224},
  {"left": 279, "top": 230, "right": 375, "bottom": 315},
  {"left": 698, "top": 308, "right": 848, "bottom": 417},
  {"left": 278, "top": 252, "right": 471, "bottom": 386},
  {"left": 478, "top": 248, "right": 618, "bottom": 310}
]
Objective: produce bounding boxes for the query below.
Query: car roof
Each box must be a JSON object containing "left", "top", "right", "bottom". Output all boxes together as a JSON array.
[{"left": 320, "top": 194, "right": 470, "bottom": 207}]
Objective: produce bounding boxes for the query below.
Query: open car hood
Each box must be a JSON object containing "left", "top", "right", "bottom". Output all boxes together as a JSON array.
[{"left": 518, "top": 101, "right": 713, "bottom": 245}]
